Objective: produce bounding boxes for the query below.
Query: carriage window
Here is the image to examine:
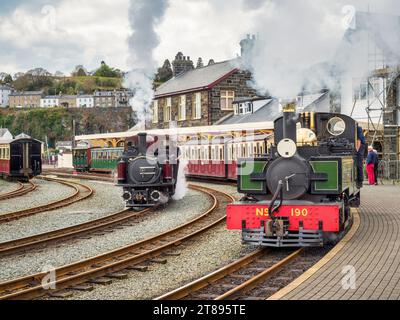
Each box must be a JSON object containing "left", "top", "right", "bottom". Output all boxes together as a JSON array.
[{"left": 219, "top": 147, "right": 224, "bottom": 160}]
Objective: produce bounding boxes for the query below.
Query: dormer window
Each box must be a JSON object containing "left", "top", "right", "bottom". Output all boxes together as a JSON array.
[{"left": 234, "top": 101, "right": 253, "bottom": 115}]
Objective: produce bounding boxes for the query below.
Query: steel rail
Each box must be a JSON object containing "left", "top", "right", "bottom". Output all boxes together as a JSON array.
[
  {"left": 0, "top": 185, "right": 233, "bottom": 300},
  {"left": 0, "top": 208, "right": 151, "bottom": 256},
  {"left": 214, "top": 249, "right": 303, "bottom": 300},
  {"left": 156, "top": 249, "right": 303, "bottom": 301},
  {"left": 0, "top": 182, "right": 37, "bottom": 201},
  {"left": 0, "top": 177, "right": 93, "bottom": 224}
]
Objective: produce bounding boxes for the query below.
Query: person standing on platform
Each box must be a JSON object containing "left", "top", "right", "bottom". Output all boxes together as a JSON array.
[
  {"left": 356, "top": 125, "right": 366, "bottom": 188},
  {"left": 373, "top": 149, "right": 379, "bottom": 185},
  {"left": 366, "top": 146, "right": 377, "bottom": 185}
]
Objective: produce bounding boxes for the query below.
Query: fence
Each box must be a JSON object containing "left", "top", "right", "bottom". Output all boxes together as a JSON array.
[{"left": 378, "top": 160, "right": 400, "bottom": 181}]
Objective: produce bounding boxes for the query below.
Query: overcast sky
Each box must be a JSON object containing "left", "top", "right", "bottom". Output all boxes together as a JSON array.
[{"left": 0, "top": 0, "right": 398, "bottom": 75}]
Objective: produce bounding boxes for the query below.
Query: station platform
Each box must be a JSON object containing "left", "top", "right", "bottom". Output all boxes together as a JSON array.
[{"left": 270, "top": 184, "right": 400, "bottom": 300}]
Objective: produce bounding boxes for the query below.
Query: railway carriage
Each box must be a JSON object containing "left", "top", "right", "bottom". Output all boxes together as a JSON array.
[
  {"left": 0, "top": 137, "right": 42, "bottom": 181},
  {"left": 72, "top": 147, "right": 124, "bottom": 173},
  {"left": 181, "top": 134, "right": 272, "bottom": 180},
  {"left": 227, "top": 103, "right": 361, "bottom": 248},
  {"left": 91, "top": 147, "right": 123, "bottom": 172},
  {"left": 73, "top": 147, "right": 91, "bottom": 172}
]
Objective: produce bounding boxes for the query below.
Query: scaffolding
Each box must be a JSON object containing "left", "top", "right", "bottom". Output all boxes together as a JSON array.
[{"left": 365, "top": 27, "right": 400, "bottom": 178}]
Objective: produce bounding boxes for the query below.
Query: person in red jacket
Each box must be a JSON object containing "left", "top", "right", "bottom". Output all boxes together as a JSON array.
[{"left": 366, "top": 146, "right": 378, "bottom": 185}]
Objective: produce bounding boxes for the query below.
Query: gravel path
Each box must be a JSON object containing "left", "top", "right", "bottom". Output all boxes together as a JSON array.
[
  {"left": 0, "top": 179, "right": 75, "bottom": 215},
  {"left": 0, "top": 180, "right": 18, "bottom": 195},
  {"left": 0, "top": 186, "right": 212, "bottom": 282},
  {"left": 0, "top": 180, "right": 125, "bottom": 243}
]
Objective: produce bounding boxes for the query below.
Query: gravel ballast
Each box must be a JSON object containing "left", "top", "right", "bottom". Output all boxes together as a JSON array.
[
  {"left": 41, "top": 182, "right": 249, "bottom": 300},
  {"left": 0, "top": 186, "right": 212, "bottom": 282},
  {"left": 0, "top": 179, "right": 75, "bottom": 215},
  {"left": 0, "top": 180, "right": 18, "bottom": 195},
  {"left": 0, "top": 180, "right": 125, "bottom": 243},
  {"left": 47, "top": 224, "right": 247, "bottom": 300}
]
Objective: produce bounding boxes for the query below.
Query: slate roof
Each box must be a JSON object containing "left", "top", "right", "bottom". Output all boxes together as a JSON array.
[
  {"left": 220, "top": 92, "right": 330, "bottom": 125},
  {"left": 9, "top": 91, "right": 43, "bottom": 96},
  {"left": 155, "top": 59, "right": 239, "bottom": 98},
  {"left": 0, "top": 128, "right": 12, "bottom": 139}
]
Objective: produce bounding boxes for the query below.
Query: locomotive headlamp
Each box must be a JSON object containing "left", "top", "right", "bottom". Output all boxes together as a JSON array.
[{"left": 277, "top": 139, "right": 297, "bottom": 158}]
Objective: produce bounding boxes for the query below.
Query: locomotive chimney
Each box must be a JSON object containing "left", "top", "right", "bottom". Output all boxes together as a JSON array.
[
  {"left": 138, "top": 132, "right": 147, "bottom": 155},
  {"left": 282, "top": 100, "right": 297, "bottom": 144}
]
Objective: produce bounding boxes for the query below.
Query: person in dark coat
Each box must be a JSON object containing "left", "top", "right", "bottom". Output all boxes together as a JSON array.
[{"left": 356, "top": 125, "right": 366, "bottom": 188}]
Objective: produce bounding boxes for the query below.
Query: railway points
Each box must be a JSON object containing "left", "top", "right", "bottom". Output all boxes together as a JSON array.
[{"left": 0, "top": 177, "right": 93, "bottom": 224}]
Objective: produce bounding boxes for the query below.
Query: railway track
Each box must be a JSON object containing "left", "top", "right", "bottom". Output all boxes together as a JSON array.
[
  {"left": 0, "top": 181, "right": 37, "bottom": 201},
  {"left": 0, "top": 207, "right": 151, "bottom": 256},
  {"left": 156, "top": 248, "right": 303, "bottom": 300},
  {"left": 43, "top": 171, "right": 114, "bottom": 183},
  {"left": 0, "top": 184, "right": 234, "bottom": 300},
  {"left": 0, "top": 177, "right": 93, "bottom": 224}
]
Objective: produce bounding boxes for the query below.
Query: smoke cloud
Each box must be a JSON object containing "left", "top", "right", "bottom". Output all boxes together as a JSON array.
[
  {"left": 125, "top": 0, "right": 169, "bottom": 130},
  {"left": 241, "top": 0, "right": 400, "bottom": 99}
]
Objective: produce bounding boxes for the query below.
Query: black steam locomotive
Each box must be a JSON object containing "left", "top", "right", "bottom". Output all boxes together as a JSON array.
[
  {"left": 227, "top": 102, "right": 361, "bottom": 247},
  {"left": 116, "top": 133, "right": 180, "bottom": 209}
]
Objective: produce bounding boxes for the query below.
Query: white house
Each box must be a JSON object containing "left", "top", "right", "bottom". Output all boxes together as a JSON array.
[
  {"left": 76, "top": 95, "right": 94, "bottom": 108},
  {"left": 40, "top": 96, "right": 60, "bottom": 108},
  {"left": 0, "top": 85, "right": 12, "bottom": 108}
]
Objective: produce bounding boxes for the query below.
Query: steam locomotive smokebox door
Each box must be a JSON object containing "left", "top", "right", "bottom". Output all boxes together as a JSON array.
[{"left": 128, "top": 157, "right": 161, "bottom": 184}]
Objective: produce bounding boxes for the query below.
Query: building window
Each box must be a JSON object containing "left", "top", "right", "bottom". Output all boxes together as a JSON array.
[
  {"left": 178, "top": 95, "right": 186, "bottom": 121},
  {"left": 153, "top": 100, "right": 159, "bottom": 123},
  {"left": 353, "top": 80, "right": 368, "bottom": 101},
  {"left": 220, "top": 90, "right": 235, "bottom": 110},
  {"left": 164, "top": 97, "right": 171, "bottom": 122},
  {"left": 192, "top": 92, "right": 202, "bottom": 120}
]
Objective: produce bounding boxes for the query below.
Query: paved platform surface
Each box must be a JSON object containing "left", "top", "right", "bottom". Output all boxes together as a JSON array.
[{"left": 272, "top": 184, "right": 400, "bottom": 300}]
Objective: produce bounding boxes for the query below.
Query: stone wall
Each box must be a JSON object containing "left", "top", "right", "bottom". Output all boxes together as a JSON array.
[
  {"left": 210, "top": 70, "right": 257, "bottom": 124},
  {"left": 147, "top": 70, "right": 257, "bottom": 130}
]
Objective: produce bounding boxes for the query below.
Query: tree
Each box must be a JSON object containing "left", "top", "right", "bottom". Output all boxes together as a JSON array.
[
  {"left": 72, "top": 65, "right": 88, "bottom": 77},
  {"left": 26, "top": 68, "right": 52, "bottom": 77},
  {"left": 13, "top": 72, "right": 25, "bottom": 81},
  {"left": 0, "top": 72, "right": 12, "bottom": 84},
  {"left": 4, "top": 74, "right": 12, "bottom": 84},
  {"left": 155, "top": 59, "right": 173, "bottom": 83},
  {"left": 196, "top": 57, "right": 204, "bottom": 68},
  {"left": 94, "top": 61, "right": 120, "bottom": 78}
]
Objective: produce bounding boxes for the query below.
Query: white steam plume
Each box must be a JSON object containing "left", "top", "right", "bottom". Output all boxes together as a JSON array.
[
  {"left": 241, "top": 0, "right": 400, "bottom": 99},
  {"left": 173, "top": 159, "right": 189, "bottom": 201},
  {"left": 125, "top": 0, "right": 169, "bottom": 130}
]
